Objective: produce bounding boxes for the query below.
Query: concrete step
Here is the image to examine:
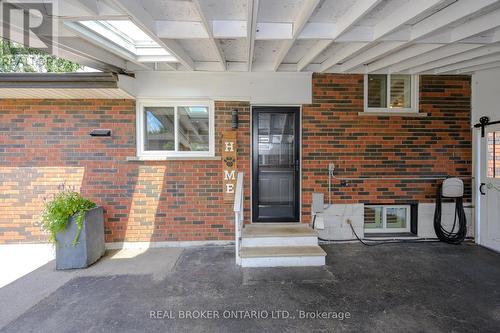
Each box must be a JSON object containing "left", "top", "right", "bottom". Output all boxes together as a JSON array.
[
  {"left": 240, "top": 246, "right": 326, "bottom": 267},
  {"left": 242, "top": 223, "right": 318, "bottom": 247},
  {"left": 243, "top": 223, "right": 318, "bottom": 237}
]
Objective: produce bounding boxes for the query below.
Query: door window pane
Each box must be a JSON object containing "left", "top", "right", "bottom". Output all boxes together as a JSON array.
[
  {"left": 144, "top": 107, "right": 175, "bottom": 151},
  {"left": 364, "top": 206, "right": 383, "bottom": 229},
  {"left": 390, "top": 74, "right": 411, "bottom": 108},
  {"left": 487, "top": 131, "right": 500, "bottom": 178},
  {"left": 256, "top": 111, "right": 296, "bottom": 220},
  {"left": 178, "top": 106, "right": 210, "bottom": 151},
  {"left": 367, "top": 74, "right": 387, "bottom": 108}
]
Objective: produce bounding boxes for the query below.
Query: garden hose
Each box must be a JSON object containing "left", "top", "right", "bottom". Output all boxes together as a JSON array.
[{"left": 433, "top": 184, "right": 467, "bottom": 244}]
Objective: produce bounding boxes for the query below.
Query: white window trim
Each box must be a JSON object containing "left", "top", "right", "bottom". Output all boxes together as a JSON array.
[
  {"left": 364, "top": 205, "right": 411, "bottom": 233},
  {"left": 364, "top": 74, "right": 419, "bottom": 113},
  {"left": 486, "top": 128, "right": 500, "bottom": 179},
  {"left": 136, "top": 99, "right": 215, "bottom": 159}
]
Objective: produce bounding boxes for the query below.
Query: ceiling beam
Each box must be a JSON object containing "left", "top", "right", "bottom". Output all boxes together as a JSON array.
[
  {"left": 490, "top": 27, "right": 500, "bottom": 43},
  {"left": 78, "top": 0, "right": 100, "bottom": 15},
  {"left": 297, "top": 0, "right": 382, "bottom": 71},
  {"left": 320, "top": 43, "right": 368, "bottom": 72},
  {"left": 449, "top": 8, "right": 500, "bottom": 43},
  {"left": 453, "top": 60, "right": 500, "bottom": 73},
  {"left": 410, "top": 0, "right": 499, "bottom": 41},
  {"left": 387, "top": 44, "right": 483, "bottom": 73},
  {"left": 331, "top": 0, "right": 446, "bottom": 73},
  {"left": 434, "top": 54, "right": 500, "bottom": 73},
  {"left": 212, "top": 21, "right": 247, "bottom": 38},
  {"left": 333, "top": 0, "right": 500, "bottom": 73},
  {"left": 247, "top": 0, "right": 259, "bottom": 71},
  {"left": 372, "top": 0, "right": 446, "bottom": 40},
  {"left": 64, "top": 21, "right": 156, "bottom": 70},
  {"left": 193, "top": 0, "right": 226, "bottom": 71},
  {"left": 273, "top": 0, "right": 320, "bottom": 71},
  {"left": 156, "top": 21, "right": 208, "bottom": 39},
  {"left": 341, "top": 42, "right": 406, "bottom": 72},
  {"left": 0, "top": 9, "right": 129, "bottom": 73},
  {"left": 109, "top": 0, "right": 194, "bottom": 70},
  {"left": 409, "top": 45, "right": 500, "bottom": 73},
  {"left": 363, "top": 44, "right": 443, "bottom": 73},
  {"left": 56, "top": 37, "right": 129, "bottom": 72}
]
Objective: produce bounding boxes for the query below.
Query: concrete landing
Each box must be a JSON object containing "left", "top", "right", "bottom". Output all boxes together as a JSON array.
[{"left": 242, "top": 223, "right": 318, "bottom": 238}]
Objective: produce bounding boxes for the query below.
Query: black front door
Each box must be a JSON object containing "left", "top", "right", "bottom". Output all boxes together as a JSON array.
[{"left": 252, "top": 106, "right": 300, "bottom": 222}]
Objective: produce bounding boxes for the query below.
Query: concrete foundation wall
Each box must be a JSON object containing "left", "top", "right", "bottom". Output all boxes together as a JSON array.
[{"left": 315, "top": 203, "right": 474, "bottom": 240}]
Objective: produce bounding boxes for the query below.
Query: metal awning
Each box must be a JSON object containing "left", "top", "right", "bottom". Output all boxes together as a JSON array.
[{"left": 0, "top": 72, "right": 134, "bottom": 99}]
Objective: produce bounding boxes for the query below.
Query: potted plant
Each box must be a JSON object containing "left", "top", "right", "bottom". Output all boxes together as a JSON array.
[{"left": 41, "top": 191, "right": 105, "bottom": 270}]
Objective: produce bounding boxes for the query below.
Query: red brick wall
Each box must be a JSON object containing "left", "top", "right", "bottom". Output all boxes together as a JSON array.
[
  {"left": 0, "top": 74, "right": 472, "bottom": 242},
  {"left": 0, "top": 99, "right": 250, "bottom": 244},
  {"left": 301, "top": 74, "right": 472, "bottom": 222}
]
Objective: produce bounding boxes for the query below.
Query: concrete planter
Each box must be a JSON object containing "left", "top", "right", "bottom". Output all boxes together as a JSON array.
[{"left": 55, "top": 206, "right": 105, "bottom": 270}]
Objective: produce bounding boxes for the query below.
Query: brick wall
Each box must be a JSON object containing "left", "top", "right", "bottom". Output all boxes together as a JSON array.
[
  {"left": 301, "top": 74, "right": 472, "bottom": 223},
  {"left": 0, "top": 99, "right": 250, "bottom": 244},
  {"left": 0, "top": 74, "right": 472, "bottom": 243}
]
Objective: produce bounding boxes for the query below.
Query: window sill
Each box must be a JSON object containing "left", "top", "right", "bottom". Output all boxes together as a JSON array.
[
  {"left": 127, "top": 156, "right": 221, "bottom": 161},
  {"left": 358, "top": 112, "right": 427, "bottom": 117}
]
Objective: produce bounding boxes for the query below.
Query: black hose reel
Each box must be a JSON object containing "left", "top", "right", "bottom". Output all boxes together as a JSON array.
[{"left": 433, "top": 178, "right": 467, "bottom": 244}]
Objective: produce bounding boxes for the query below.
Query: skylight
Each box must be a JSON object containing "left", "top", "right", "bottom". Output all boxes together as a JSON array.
[{"left": 77, "top": 20, "right": 176, "bottom": 62}]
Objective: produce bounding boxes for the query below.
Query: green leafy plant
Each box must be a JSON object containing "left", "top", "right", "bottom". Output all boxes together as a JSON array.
[
  {"left": 1, "top": 39, "right": 83, "bottom": 73},
  {"left": 41, "top": 191, "right": 96, "bottom": 246}
]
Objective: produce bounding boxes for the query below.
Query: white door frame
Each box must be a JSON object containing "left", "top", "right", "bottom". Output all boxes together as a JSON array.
[{"left": 478, "top": 123, "right": 500, "bottom": 252}]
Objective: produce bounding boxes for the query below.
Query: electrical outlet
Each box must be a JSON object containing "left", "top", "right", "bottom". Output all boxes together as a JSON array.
[{"left": 328, "top": 163, "right": 335, "bottom": 176}]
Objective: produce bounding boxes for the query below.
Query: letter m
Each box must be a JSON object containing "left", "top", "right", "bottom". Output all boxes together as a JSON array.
[{"left": 224, "top": 170, "right": 236, "bottom": 180}]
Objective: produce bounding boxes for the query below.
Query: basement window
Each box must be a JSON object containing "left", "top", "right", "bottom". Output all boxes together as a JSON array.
[
  {"left": 364, "top": 205, "right": 411, "bottom": 233},
  {"left": 137, "top": 100, "right": 215, "bottom": 158},
  {"left": 364, "top": 74, "right": 419, "bottom": 113}
]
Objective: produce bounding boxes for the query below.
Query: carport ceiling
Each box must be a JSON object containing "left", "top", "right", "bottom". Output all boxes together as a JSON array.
[{"left": 5, "top": 0, "right": 500, "bottom": 74}]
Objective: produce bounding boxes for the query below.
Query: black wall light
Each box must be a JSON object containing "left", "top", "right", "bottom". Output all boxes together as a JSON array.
[
  {"left": 89, "top": 129, "right": 112, "bottom": 137},
  {"left": 231, "top": 109, "right": 239, "bottom": 129}
]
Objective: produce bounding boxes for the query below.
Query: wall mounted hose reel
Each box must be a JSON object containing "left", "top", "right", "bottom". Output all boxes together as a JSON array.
[{"left": 433, "top": 178, "right": 467, "bottom": 244}]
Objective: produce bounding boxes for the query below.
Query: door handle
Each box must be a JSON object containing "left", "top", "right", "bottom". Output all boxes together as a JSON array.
[{"left": 480, "top": 183, "right": 486, "bottom": 195}]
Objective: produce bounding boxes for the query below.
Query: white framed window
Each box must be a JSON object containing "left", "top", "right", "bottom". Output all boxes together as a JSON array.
[
  {"left": 364, "top": 74, "right": 419, "bottom": 113},
  {"left": 136, "top": 99, "right": 215, "bottom": 158},
  {"left": 364, "top": 205, "right": 411, "bottom": 233}
]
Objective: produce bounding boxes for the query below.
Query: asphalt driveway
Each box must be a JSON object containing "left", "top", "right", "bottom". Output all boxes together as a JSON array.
[{"left": 1, "top": 242, "right": 500, "bottom": 332}]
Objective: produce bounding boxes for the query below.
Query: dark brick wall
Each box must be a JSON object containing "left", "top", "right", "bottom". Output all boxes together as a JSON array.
[
  {"left": 0, "top": 99, "right": 250, "bottom": 243},
  {"left": 301, "top": 74, "right": 472, "bottom": 223}
]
